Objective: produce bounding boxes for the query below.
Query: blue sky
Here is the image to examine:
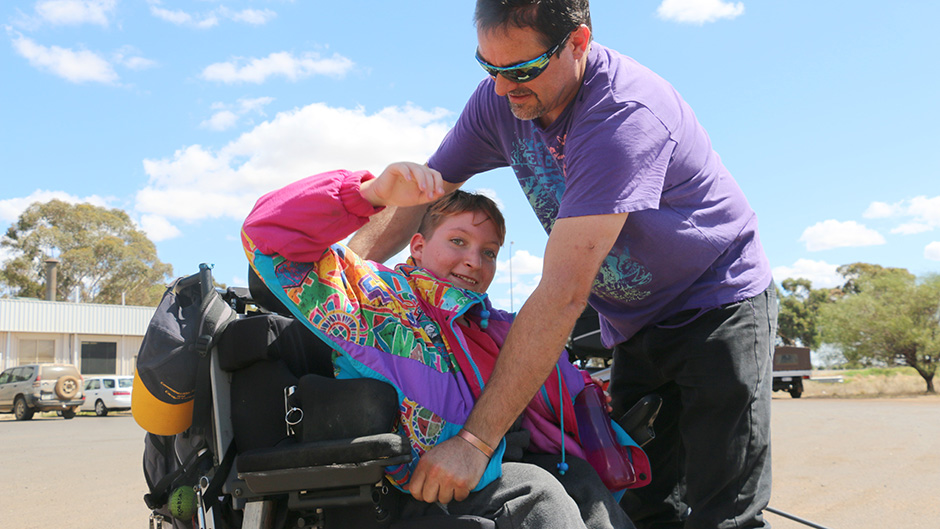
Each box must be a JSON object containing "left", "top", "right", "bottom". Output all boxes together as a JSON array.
[{"left": 2, "top": 0, "right": 939, "bottom": 309}]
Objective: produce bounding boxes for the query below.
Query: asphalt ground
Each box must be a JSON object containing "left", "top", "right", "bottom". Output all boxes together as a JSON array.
[
  {"left": 1, "top": 396, "right": 938, "bottom": 529},
  {"left": 0, "top": 411, "right": 150, "bottom": 528},
  {"left": 766, "top": 395, "right": 940, "bottom": 529}
]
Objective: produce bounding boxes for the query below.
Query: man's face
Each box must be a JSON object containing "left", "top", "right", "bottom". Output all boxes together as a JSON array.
[
  {"left": 476, "top": 24, "right": 583, "bottom": 127},
  {"left": 410, "top": 211, "right": 501, "bottom": 293}
]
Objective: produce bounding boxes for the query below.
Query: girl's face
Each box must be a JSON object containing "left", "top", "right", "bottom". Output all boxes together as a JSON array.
[{"left": 410, "top": 211, "right": 501, "bottom": 293}]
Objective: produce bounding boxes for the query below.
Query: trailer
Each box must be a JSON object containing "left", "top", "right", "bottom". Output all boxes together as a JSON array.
[{"left": 772, "top": 346, "right": 812, "bottom": 398}]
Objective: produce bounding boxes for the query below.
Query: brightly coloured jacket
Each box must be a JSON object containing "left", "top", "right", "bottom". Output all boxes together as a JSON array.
[{"left": 241, "top": 169, "right": 649, "bottom": 492}]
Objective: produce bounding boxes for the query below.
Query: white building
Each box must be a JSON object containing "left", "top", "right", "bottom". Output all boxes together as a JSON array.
[{"left": 0, "top": 298, "right": 153, "bottom": 375}]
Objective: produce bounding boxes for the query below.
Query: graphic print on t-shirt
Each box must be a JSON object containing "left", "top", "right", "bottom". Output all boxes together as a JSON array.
[{"left": 509, "top": 136, "right": 653, "bottom": 305}]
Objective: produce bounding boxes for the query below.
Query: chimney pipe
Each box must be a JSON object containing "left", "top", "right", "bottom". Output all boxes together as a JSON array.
[{"left": 44, "top": 258, "right": 59, "bottom": 302}]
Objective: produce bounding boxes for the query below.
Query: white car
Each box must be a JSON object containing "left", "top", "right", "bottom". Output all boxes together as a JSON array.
[{"left": 80, "top": 375, "right": 133, "bottom": 416}]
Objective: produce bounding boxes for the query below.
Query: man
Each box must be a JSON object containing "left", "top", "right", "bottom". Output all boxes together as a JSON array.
[{"left": 349, "top": 2, "right": 776, "bottom": 528}]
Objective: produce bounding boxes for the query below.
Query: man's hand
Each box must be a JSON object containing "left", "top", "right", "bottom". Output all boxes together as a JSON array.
[
  {"left": 403, "top": 436, "right": 490, "bottom": 504},
  {"left": 361, "top": 162, "right": 445, "bottom": 208},
  {"left": 591, "top": 376, "right": 614, "bottom": 413}
]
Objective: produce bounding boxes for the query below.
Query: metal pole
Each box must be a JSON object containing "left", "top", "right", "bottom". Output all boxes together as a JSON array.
[
  {"left": 765, "top": 507, "right": 834, "bottom": 529},
  {"left": 44, "top": 258, "right": 59, "bottom": 301}
]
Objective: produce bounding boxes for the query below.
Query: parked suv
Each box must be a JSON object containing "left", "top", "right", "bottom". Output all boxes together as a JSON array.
[
  {"left": 80, "top": 375, "right": 133, "bottom": 416},
  {"left": 0, "top": 364, "right": 85, "bottom": 420}
]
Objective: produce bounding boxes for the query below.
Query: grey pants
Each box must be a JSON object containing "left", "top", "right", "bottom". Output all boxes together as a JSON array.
[
  {"left": 399, "top": 453, "right": 635, "bottom": 529},
  {"left": 610, "top": 285, "right": 778, "bottom": 529}
]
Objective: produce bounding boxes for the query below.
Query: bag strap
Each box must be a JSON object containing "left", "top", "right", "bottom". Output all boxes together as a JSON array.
[
  {"left": 142, "top": 434, "right": 171, "bottom": 496},
  {"left": 190, "top": 266, "right": 237, "bottom": 438},
  {"left": 143, "top": 436, "right": 212, "bottom": 510},
  {"left": 199, "top": 440, "right": 237, "bottom": 511}
]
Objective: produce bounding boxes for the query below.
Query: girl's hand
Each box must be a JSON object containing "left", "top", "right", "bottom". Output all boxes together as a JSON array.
[{"left": 361, "top": 162, "right": 446, "bottom": 208}]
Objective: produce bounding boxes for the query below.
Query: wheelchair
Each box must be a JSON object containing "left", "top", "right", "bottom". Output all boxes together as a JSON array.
[{"left": 151, "top": 265, "right": 659, "bottom": 529}]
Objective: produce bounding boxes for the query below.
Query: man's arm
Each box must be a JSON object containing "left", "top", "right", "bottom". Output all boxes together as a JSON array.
[
  {"left": 405, "top": 211, "right": 629, "bottom": 504},
  {"left": 349, "top": 180, "right": 462, "bottom": 262}
]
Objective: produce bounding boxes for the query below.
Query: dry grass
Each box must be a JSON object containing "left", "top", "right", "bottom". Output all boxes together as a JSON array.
[{"left": 802, "top": 367, "right": 936, "bottom": 398}]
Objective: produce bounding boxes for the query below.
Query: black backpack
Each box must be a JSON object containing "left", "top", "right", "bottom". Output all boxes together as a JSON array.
[{"left": 135, "top": 266, "right": 238, "bottom": 528}]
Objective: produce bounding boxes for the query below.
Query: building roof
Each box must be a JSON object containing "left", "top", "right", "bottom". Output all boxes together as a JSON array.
[{"left": 0, "top": 298, "right": 153, "bottom": 336}]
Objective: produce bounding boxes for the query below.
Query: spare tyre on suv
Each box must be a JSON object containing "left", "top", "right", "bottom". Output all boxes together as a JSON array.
[{"left": 0, "top": 364, "right": 85, "bottom": 420}]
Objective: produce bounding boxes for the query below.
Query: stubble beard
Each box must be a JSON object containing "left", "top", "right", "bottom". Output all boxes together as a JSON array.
[{"left": 506, "top": 90, "right": 545, "bottom": 121}]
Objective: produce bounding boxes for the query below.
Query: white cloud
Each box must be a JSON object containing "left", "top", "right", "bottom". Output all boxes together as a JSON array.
[
  {"left": 238, "top": 96, "right": 275, "bottom": 114},
  {"left": 906, "top": 195, "right": 940, "bottom": 228},
  {"left": 201, "top": 51, "right": 355, "bottom": 84},
  {"left": 0, "top": 190, "right": 110, "bottom": 224},
  {"left": 11, "top": 33, "right": 118, "bottom": 84},
  {"left": 149, "top": 6, "right": 189, "bottom": 25},
  {"left": 219, "top": 7, "right": 277, "bottom": 25},
  {"left": 799, "top": 220, "right": 885, "bottom": 251},
  {"left": 138, "top": 214, "right": 182, "bottom": 241},
  {"left": 137, "top": 102, "right": 452, "bottom": 222},
  {"left": 891, "top": 223, "right": 931, "bottom": 235},
  {"left": 495, "top": 249, "right": 543, "bottom": 280},
  {"left": 772, "top": 259, "right": 842, "bottom": 289},
  {"left": 200, "top": 97, "right": 275, "bottom": 131},
  {"left": 119, "top": 55, "right": 156, "bottom": 70},
  {"left": 864, "top": 195, "right": 940, "bottom": 234},
  {"left": 862, "top": 200, "right": 902, "bottom": 219},
  {"left": 926, "top": 242, "right": 940, "bottom": 261},
  {"left": 0, "top": 246, "right": 13, "bottom": 269},
  {"left": 148, "top": 2, "right": 219, "bottom": 28},
  {"left": 200, "top": 110, "right": 239, "bottom": 131},
  {"left": 113, "top": 46, "right": 157, "bottom": 70},
  {"left": 490, "top": 274, "right": 541, "bottom": 312},
  {"left": 147, "top": 1, "right": 276, "bottom": 28},
  {"left": 491, "top": 249, "right": 544, "bottom": 309},
  {"left": 34, "top": 0, "right": 116, "bottom": 27},
  {"left": 656, "top": 0, "right": 744, "bottom": 24}
]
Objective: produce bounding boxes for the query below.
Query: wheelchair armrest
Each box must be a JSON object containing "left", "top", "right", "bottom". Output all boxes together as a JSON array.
[
  {"left": 237, "top": 433, "right": 411, "bottom": 472},
  {"left": 615, "top": 394, "right": 662, "bottom": 448},
  {"left": 236, "top": 432, "right": 411, "bottom": 498}
]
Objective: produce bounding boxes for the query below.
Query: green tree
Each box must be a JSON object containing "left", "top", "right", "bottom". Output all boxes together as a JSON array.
[
  {"left": 777, "top": 278, "right": 834, "bottom": 348},
  {"left": 835, "top": 262, "right": 912, "bottom": 295},
  {"left": 819, "top": 264, "right": 940, "bottom": 393},
  {"left": 1, "top": 199, "right": 173, "bottom": 306}
]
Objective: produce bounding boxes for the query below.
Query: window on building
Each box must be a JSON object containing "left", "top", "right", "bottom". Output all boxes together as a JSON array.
[
  {"left": 81, "top": 342, "right": 117, "bottom": 375},
  {"left": 19, "top": 339, "right": 55, "bottom": 364}
]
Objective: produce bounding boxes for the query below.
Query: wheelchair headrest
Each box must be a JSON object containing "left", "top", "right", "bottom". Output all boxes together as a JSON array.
[{"left": 248, "top": 265, "right": 295, "bottom": 317}]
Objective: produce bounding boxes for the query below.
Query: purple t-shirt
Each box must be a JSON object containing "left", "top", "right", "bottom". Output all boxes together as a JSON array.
[{"left": 428, "top": 43, "right": 772, "bottom": 345}]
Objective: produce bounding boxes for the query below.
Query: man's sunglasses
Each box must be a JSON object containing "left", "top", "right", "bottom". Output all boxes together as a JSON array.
[{"left": 475, "top": 34, "right": 569, "bottom": 83}]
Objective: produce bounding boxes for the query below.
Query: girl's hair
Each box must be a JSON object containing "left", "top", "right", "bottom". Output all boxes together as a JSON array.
[{"left": 417, "top": 190, "right": 506, "bottom": 245}]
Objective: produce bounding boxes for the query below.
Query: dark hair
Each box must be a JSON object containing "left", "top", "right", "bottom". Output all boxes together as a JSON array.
[
  {"left": 418, "top": 190, "right": 506, "bottom": 246},
  {"left": 474, "top": 0, "right": 592, "bottom": 49}
]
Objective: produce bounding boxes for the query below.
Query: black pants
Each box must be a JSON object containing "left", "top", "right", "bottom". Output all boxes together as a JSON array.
[{"left": 610, "top": 286, "right": 777, "bottom": 529}]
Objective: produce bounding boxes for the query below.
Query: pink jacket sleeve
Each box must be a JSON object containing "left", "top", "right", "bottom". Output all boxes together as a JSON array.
[{"left": 242, "top": 169, "right": 383, "bottom": 262}]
